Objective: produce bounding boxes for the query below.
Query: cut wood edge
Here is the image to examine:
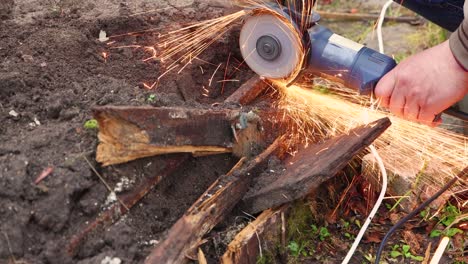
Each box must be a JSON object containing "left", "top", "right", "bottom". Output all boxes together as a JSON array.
[{"left": 97, "top": 142, "right": 231, "bottom": 167}]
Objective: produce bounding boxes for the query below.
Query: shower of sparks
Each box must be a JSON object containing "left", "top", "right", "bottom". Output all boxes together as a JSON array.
[
  {"left": 155, "top": 11, "right": 247, "bottom": 79},
  {"left": 100, "top": 0, "right": 467, "bottom": 198},
  {"left": 101, "top": 1, "right": 313, "bottom": 86},
  {"left": 151, "top": 0, "right": 313, "bottom": 85},
  {"left": 274, "top": 81, "right": 468, "bottom": 195},
  {"left": 237, "top": 0, "right": 316, "bottom": 32}
]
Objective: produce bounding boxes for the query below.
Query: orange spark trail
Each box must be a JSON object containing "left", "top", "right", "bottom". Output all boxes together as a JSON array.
[{"left": 275, "top": 82, "right": 467, "bottom": 194}]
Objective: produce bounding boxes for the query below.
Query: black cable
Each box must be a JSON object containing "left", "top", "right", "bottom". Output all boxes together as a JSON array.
[{"left": 374, "top": 167, "right": 467, "bottom": 264}]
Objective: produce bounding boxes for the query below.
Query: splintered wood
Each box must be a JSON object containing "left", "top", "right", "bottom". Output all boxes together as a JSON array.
[
  {"left": 68, "top": 77, "right": 269, "bottom": 256},
  {"left": 86, "top": 76, "right": 394, "bottom": 264},
  {"left": 242, "top": 118, "right": 392, "bottom": 214},
  {"left": 221, "top": 205, "right": 290, "bottom": 264},
  {"left": 144, "top": 138, "right": 283, "bottom": 264},
  {"left": 94, "top": 106, "right": 238, "bottom": 166},
  {"left": 224, "top": 76, "right": 270, "bottom": 105}
]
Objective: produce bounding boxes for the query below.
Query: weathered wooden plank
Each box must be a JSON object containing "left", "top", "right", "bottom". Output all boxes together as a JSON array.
[
  {"left": 144, "top": 138, "right": 283, "bottom": 264},
  {"left": 94, "top": 106, "right": 240, "bottom": 166},
  {"left": 242, "top": 118, "right": 392, "bottom": 214},
  {"left": 221, "top": 205, "right": 290, "bottom": 264}
]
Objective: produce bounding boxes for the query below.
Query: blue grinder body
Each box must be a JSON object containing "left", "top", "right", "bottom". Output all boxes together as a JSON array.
[{"left": 304, "top": 25, "right": 397, "bottom": 95}]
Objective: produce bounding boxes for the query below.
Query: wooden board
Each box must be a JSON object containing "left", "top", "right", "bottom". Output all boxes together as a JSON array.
[
  {"left": 221, "top": 205, "right": 290, "bottom": 264},
  {"left": 94, "top": 106, "right": 240, "bottom": 166},
  {"left": 242, "top": 118, "right": 392, "bottom": 214},
  {"left": 144, "top": 138, "right": 283, "bottom": 264},
  {"left": 225, "top": 76, "right": 270, "bottom": 106}
]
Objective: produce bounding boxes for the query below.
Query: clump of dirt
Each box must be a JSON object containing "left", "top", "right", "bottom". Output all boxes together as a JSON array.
[
  {"left": 0, "top": 1, "right": 253, "bottom": 263},
  {"left": 0, "top": 0, "right": 14, "bottom": 20}
]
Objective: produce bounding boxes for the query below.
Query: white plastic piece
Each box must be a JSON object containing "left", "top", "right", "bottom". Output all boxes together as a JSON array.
[
  {"left": 99, "top": 30, "right": 110, "bottom": 42},
  {"left": 429, "top": 237, "right": 450, "bottom": 264}
]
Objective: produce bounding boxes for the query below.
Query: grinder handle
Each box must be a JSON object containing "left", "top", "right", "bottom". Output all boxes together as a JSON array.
[
  {"left": 347, "top": 47, "right": 397, "bottom": 95},
  {"left": 306, "top": 25, "right": 397, "bottom": 95}
]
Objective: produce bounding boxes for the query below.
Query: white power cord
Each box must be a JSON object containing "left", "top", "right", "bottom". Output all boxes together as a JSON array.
[
  {"left": 341, "top": 1, "right": 393, "bottom": 263},
  {"left": 341, "top": 146, "right": 388, "bottom": 264},
  {"left": 377, "top": 0, "right": 394, "bottom": 54}
]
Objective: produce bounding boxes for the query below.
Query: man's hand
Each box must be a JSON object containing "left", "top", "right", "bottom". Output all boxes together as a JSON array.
[{"left": 374, "top": 40, "right": 468, "bottom": 126}]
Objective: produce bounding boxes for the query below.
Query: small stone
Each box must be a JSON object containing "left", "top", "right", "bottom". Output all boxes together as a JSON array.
[
  {"left": 101, "top": 256, "right": 122, "bottom": 264},
  {"left": 22, "top": 55, "right": 34, "bottom": 63},
  {"left": 33, "top": 117, "right": 41, "bottom": 126},
  {"left": 99, "top": 30, "right": 109, "bottom": 42},
  {"left": 9, "top": 110, "right": 19, "bottom": 117}
]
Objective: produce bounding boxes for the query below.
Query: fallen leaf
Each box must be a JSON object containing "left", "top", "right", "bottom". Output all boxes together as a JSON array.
[
  {"left": 35, "top": 166, "right": 54, "bottom": 184},
  {"left": 364, "top": 231, "right": 382, "bottom": 243},
  {"left": 402, "top": 230, "right": 421, "bottom": 253}
]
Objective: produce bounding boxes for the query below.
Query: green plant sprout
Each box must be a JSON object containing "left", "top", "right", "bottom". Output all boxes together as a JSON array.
[
  {"left": 84, "top": 119, "right": 99, "bottom": 130},
  {"left": 390, "top": 244, "right": 424, "bottom": 261}
]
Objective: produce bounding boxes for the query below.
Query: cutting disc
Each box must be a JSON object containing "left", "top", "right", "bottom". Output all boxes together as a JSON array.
[{"left": 239, "top": 10, "right": 304, "bottom": 82}]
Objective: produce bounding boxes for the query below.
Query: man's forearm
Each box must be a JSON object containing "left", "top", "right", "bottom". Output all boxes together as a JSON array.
[{"left": 450, "top": 2, "right": 468, "bottom": 70}]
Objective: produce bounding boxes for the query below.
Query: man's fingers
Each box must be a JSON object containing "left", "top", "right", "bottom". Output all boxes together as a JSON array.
[
  {"left": 375, "top": 69, "right": 396, "bottom": 108},
  {"left": 404, "top": 101, "right": 420, "bottom": 121},
  {"left": 388, "top": 89, "right": 405, "bottom": 117}
]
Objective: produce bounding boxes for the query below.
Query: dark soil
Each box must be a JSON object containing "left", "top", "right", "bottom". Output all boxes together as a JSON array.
[{"left": 0, "top": 1, "right": 253, "bottom": 263}]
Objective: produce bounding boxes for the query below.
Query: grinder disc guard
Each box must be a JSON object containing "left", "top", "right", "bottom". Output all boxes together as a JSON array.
[{"left": 239, "top": 10, "right": 305, "bottom": 83}]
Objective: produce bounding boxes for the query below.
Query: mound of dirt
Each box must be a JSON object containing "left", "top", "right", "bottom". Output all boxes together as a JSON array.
[{"left": 0, "top": 1, "right": 253, "bottom": 263}]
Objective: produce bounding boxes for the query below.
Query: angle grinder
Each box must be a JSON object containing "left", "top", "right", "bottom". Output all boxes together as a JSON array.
[{"left": 239, "top": 1, "right": 468, "bottom": 121}]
